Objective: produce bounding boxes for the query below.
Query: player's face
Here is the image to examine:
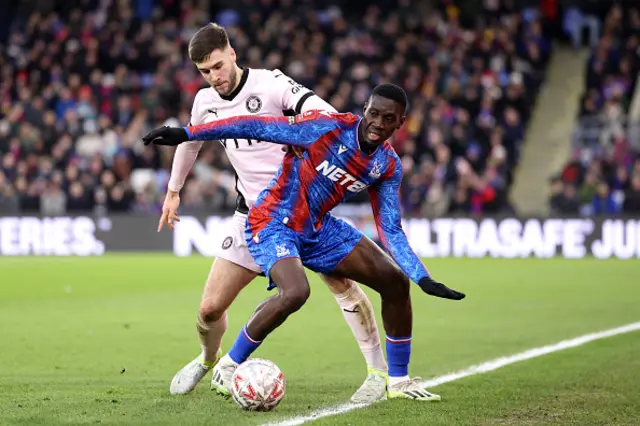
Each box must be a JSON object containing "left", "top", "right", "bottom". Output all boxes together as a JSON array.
[
  {"left": 362, "top": 95, "right": 406, "bottom": 145},
  {"left": 195, "top": 46, "right": 239, "bottom": 96}
]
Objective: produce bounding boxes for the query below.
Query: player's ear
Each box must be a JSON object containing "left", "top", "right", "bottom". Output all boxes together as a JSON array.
[
  {"left": 229, "top": 46, "right": 236, "bottom": 62},
  {"left": 398, "top": 115, "right": 406, "bottom": 128}
]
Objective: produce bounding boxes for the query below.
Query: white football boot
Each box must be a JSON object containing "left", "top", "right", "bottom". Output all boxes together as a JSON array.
[
  {"left": 387, "top": 377, "right": 441, "bottom": 401},
  {"left": 210, "top": 354, "right": 238, "bottom": 396},
  {"left": 350, "top": 368, "right": 388, "bottom": 403},
  {"left": 169, "top": 350, "right": 221, "bottom": 395}
]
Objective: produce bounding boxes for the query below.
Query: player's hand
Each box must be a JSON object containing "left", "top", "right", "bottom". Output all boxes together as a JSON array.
[
  {"left": 142, "top": 126, "right": 189, "bottom": 146},
  {"left": 282, "top": 145, "right": 305, "bottom": 159},
  {"left": 158, "top": 191, "right": 181, "bottom": 232},
  {"left": 418, "top": 277, "right": 465, "bottom": 300}
]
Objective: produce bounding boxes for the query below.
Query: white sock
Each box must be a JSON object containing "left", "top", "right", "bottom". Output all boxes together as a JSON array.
[
  {"left": 219, "top": 353, "right": 238, "bottom": 366},
  {"left": 196, "top": 311, "right": 227, "bottom": 365},
  {"left": 388, "top": 375, "right": 410, "bottom": 386},
  {"left": 333, "top": 283, "right": 388, "bottom": 373}
]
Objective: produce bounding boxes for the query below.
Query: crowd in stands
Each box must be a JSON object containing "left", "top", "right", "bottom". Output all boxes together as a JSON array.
[
  {"left": 0, "top": 0, "right": 552, "bottom": 217},
  {"left": 551, "top": 2, "right": 640, "bottom": 216}
]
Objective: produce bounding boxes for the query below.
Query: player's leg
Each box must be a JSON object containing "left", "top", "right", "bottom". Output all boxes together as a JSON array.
[
  {"left": 171, "top": 258, "right": 256, "bottom": 395},
  {"left": 212, "top": 224, "right": 310, "bottom": 396},
  {"left": 199, "top": 257, "right": 257, "bottom": 361},
  {"left": 332, "top": 237, "right": 440, "bottom": 401},
  {"left": 170, "top": 214, "right": 260, "bottom": 395},
  {"left": 320, "top": 274, "right": 388, "bottom": 403},
  {"left": 305, "top": 215, "right": 438, "bottom": 401},
  {"left": 321, "top": 275, "right": 386, "bottom": 372}
]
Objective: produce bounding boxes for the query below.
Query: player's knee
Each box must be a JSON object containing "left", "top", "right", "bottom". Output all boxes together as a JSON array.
[
  {"left": 279, "top": 284, "right": 310, "bottom": 313},
  {"left": 199, "top": 299, "right": 227, "bottom": 323}
]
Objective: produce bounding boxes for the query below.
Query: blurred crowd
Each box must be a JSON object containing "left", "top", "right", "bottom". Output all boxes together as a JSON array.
[
  {"left": 0, "top": 0, "right": 552, "bottom": 217},
  {"left": 551, "top": 2, "right": 640, "bottom": 216}
]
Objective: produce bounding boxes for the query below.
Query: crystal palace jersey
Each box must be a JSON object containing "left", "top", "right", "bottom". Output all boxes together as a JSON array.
[{"left": 183, "top": 110, "right": 431, "bottom": 284}]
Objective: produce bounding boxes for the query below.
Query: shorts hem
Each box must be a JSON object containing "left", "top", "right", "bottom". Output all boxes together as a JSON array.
[
  {"left": 319, "top": 234, "right": 364, "bottom": 274},
  {"left": 213, "top": 253, "right": 262, "bottom": 274}
]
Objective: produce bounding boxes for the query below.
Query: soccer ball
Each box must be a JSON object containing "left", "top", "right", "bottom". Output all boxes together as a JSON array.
[{"left": 231, "top": 358, "right": 286, "bottom": 411}]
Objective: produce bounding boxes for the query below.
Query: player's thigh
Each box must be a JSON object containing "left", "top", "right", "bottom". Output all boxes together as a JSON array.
[
  {"left": 212, "top": 212, "right": 263, "bottom": 275},
  {"left": 332, "top": 236, "right": 409, "bottom": 299},
  {"left": 302, "top": 215, "right": 364, "bottom": 278},
  {"left": 247, "top": 219, "right": 307, "bottom": 295},
  {"left": 200, "top": 213, "right": 261, "bottom": 316},
  {"left": 201, "top": 257, "right": 258, "bottom": 315}
]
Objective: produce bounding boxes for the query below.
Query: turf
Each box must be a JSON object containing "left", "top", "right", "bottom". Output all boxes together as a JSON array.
[{"left": 0, "top": 256, "right": 638, "bottom": 425}]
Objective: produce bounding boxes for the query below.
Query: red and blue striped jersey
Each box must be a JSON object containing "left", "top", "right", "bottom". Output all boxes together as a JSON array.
[{"left": 185, "top": 110, "right": 430, "bottom": 283}]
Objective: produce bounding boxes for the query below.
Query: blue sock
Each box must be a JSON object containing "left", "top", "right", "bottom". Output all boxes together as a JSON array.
[
  {"left": 386, "top": 335, "right": 411, "bottom": 377},
  {"left": 228, "top": 326, "right": 263, "bottom": 364}
]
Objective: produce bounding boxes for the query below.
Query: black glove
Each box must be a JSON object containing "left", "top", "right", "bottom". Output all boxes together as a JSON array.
[
  {"left": 142, "top": 126, "right": 189, "bottom": 146},
  {"left": 418, "top": 277, "right": 465, "bottom": 300}
]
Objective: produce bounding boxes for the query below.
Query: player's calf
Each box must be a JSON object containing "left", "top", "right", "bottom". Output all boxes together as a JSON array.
[
  {"left": 324, "top": 275, "right": 388, "bottom": 373},
  {"left": 196, "top": 310, "right": 228, "bottom": 364},
  {"left": 375, "top": 264, "right": 413, "bottom": 338}
]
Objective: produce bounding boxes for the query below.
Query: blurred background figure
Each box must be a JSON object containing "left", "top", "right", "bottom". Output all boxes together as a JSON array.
[{"left": 0, "top": 0, "right": 638, "bottom": 221}]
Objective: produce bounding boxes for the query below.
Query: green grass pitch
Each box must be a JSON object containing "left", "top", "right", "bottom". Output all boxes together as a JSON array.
[{"left": 1, "top": 256, "right": 639, "bottom": 425}]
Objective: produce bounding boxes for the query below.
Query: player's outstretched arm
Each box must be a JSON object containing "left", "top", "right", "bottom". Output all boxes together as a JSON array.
[
  {"left": 368, "top": 158, "right": 465, "bottom": 301},
  {"left": 142, "top": 111, "right": 339, "bottom": 148}
]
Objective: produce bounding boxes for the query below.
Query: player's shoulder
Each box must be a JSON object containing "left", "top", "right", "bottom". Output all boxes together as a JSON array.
[
  {"left": 194, "top": 86, "right": 216, "bottom": 101},
  {"left": 382, "top": 141, "right": 400, "bottom": 158},
  {"left": 192, "top": 86, "right": 219, "bottom": 108},
  {"left": 289, "top": 110, "right": 357, "bottom": 125},
  {"left": 335, "top": 112, "right": 360, "bottom": 126},
  {"left": 381, "top": 142, "right": 403, "bottom": 172},
  {"left": 189, "top": 87, "right": 219, "bottom": 123},
  {"left": 248, "top": 68, "right": 287, "bottom": 82}
]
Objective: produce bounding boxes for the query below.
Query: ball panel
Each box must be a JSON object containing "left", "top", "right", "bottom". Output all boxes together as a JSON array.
[{"left": 231, "top": 358, "right": 286, "bottom": 411}]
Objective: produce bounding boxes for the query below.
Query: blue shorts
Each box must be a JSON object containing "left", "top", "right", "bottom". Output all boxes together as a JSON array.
[{"left": 246, "top": 214, "right": 364, "bottom": 290}]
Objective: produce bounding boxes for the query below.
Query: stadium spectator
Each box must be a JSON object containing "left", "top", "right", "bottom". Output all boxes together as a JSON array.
[
  {"left": 549, "top": 177, "right": 581, "bottom": 215},
  {"left": 553, "top": 2, "right": 640, "bottom": 217},
  {"left": 1, "top": 0, "right": 552, "bottom": 217},
  {"left": 623, "top": 173, "right": 640, "bottom": 213}
]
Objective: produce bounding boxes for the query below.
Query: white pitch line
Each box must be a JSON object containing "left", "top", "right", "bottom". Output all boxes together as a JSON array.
[{"left": 262, "top": 321, "right": 640, "bottom": 426}]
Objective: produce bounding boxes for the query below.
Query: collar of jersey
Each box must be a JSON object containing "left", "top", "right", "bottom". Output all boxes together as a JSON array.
[{"left": 219, "top": 67, "right": 250, "bottom": 101}]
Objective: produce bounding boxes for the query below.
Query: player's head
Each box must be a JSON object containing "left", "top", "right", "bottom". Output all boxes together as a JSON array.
[
  {"left": 189, "top": 23, "right": 240, "bottom": 96},
  {"left": 362, "top": 84, "right": 408, "bottom": 145}
]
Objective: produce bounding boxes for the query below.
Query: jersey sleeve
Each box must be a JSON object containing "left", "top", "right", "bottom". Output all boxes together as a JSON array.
[
  {"left": 184, "top": 110, "right": 340, "bottom": 148},
  {"left": 298, "top": 93, "right": 338, "bottom": 114},
  {"left": 368, "top": 155, "right": 431, "bottom": 284},
  {"left": 270, "top": 69, "right": 332, "bottom": 114},
  {"left": 167, "top": 93, "right": 205, "bottom": 192}
]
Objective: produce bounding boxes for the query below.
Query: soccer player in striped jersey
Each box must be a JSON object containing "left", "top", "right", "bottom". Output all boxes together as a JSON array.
[
  {"left": 165, "top": 23, "right": 388, "bottom": 404},
  {"left": 144, "top": 84, "right": 466, "bottom": 400}
]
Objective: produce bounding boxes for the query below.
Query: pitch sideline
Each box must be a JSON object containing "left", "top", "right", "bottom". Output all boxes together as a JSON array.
[{"left": 261, "top": 321, "right": 640, "bottom": 426}]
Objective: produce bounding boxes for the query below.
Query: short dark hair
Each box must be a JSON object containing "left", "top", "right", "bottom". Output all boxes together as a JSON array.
[
  {"left": 188, "top": 23, "right": 229, "bottom": 63},
  {"left": 371, "top": 84, "right": 408, "bottom": 113}
]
